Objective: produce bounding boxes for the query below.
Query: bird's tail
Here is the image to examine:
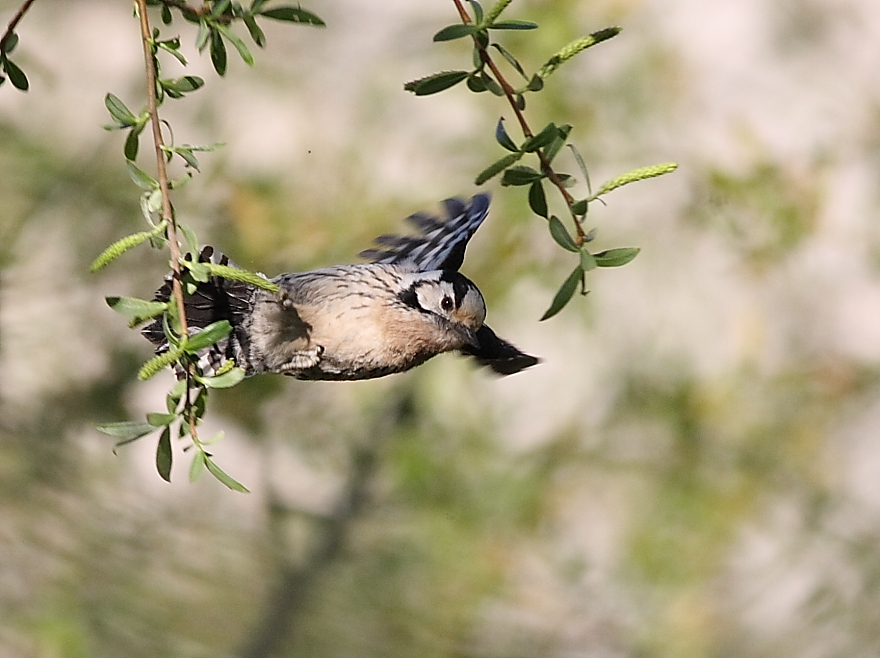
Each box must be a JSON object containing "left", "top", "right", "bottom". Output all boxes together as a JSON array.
[{"left": 142, "top": 246, "right": 257, "bottom": 376}]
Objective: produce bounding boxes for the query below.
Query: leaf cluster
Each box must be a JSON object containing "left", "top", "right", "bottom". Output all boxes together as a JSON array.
[
  {"left": 0, "top": 31, "right": 28, "bottom": 91},
  {"left": 405, "top": 0, "right": 677, "bottom": 319}
]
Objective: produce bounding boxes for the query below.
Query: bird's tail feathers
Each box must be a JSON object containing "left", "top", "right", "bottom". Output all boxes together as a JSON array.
[{"left": 142, "top": 246, "right": 257, "bottom": 376}]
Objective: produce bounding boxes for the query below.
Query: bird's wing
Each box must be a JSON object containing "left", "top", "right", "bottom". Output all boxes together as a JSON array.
[
  {"left": 460, "top": 324, "right": 540, "bottom": 375},
  {"left": 359, "top": 193, "right": 490, "bottom": 272}
]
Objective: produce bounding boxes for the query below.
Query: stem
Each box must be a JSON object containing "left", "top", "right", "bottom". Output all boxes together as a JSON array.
[
  {"left": 135, "top": 0, "right": 189, "bottom": 339},
  {"left": 1, "top": 0, "right": 37, "bottom": 51},
  {"left": 451, "top": 0, "right": 586, "bottom": 243}
]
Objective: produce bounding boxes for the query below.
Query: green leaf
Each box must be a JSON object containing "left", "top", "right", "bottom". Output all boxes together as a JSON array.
[
  {"left": 567, "top": 143, "right": 591, "bottom": 196},
  {"left": 185, "top": 320, "right": 232, "bottom": 352},
  {"left": 96, "top": 420, "right": 155, "bottom": 441},
  {"left": 161, "top": 4, "right": 173, "bottom": 24},
  {"left": 570, "top": 198, "right": 588, "bottom": 216},
  {"left": 491, "top": 43, "right": 527, "bottom": 79},
  {"left": 189, "top": 450, "right": 207, "bottom": 482},
  {"left": 200, "top": 262, "right": 280, "bottom": 292},
  {"left": 124, "top": 127, "right": 140, "bottom": 161},
  {"left": 156, "top": 427, "right": 173, "bottom": 482},
  {"left": 126, "top": 160, "right": 158, "bottom": 190},
  {"left": 495, "top": 117, "right": 519, "bottom": 152},
  {"left": 215, "top": 24, "right": 254, "bottom": 66},
  {"left": 105, "top": 93, "right": 137, "bottom": 127},
  {"left": 528, "top": 181, "right": 548, "bottom": 218},
  {"left": 209, "top": 0, "right": 232, "bottom": 17},
  {"left": 466, "top": 74, "right": 487, "bottom": 93},
  {"left": 243, "top": 13, "right": 266, "bottom": 47},
  {"left": 474, "top": 152, "right": 522, "bottom": 186},
  {"left": 579, "top": 249, "right": 597, "bottom": 271},
  {"left": 210, "top": 28, "right": 228, "bottom": 76},
  {"left": 403, "top": 70, "right": 469, "bottom": 96},
  {"left": 593, "top": 247, "right": 640, "bottom": 267},
  {"left": 3, "top": 32, "right": 19, "bottom": 54},
  {"left": 433, "top": 24, "right": 480, "bottom": 42},
  {"left": 544, "top": 124, "right": 572, "bottom": 163},
  {"left": 467, "top": 0, "right": 484, "bottom": 24},
  {"left": 260, "top": 6, "right": 325, "bottom": 25},
  {"left": 526, "top": 74, "right": 544, "bottom": 92},
  {"left": 548, "top": 216, "right": 579, "bottom": 252},
  {"left": 589, "top": 163, "right": 678, "bottom": 199},
  {"left": 540, "top": 265, "right": 582, "bottom": 321},
  {"left": 163, "top": 75, "right": 204, "bottom": 94},
  {"left": 489, "top": 20, "right": 538, "bottom": 30},
  {"left": 106, "top": 296, "right": 168, "bottom": 321},
  {"left": 196, "top": 20, "right": 211, "bottom": 51},
  {"left": 198, "top": 367, "right": 246, "bottom": 389},
  {"left": 521, "top": 122, "right": 558, "bottom": 152},
  {"left": 501, "top": 165, "right": 543, "bottom": 186},
  {"left": 204, "top": 456, "right": 250, "bottom": 492},
  {"left": 4, "top": 58, "right": 28, "bottom": 91},
  {"left": 147, "top": 412, "right": 177, "bottom": 427}
]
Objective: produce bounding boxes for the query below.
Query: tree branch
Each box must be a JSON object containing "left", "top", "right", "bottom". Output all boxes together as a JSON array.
[
  {"left": 1, "top": 0, "right": 37, "bottom": 51},
  {"left": 135, "top": 0, "right": 189, "bottom": 341},
  {"left": 451, "top": 0, "right": 586, "bottom": 242}
]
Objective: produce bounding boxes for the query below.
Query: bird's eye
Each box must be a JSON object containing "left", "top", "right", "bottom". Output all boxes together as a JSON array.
[{"left": 440, "top": 295, "right": 454, "bottom": 312}]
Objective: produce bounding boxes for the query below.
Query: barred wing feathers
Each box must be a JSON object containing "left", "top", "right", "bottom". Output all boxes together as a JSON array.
[{"left": 359, "top": 193, "right": 490, "bottom": 272}]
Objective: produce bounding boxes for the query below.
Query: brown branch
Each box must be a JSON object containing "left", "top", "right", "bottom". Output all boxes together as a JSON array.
[
  {"left": 1, "top": 0, "right": 37, "bottom": 51},
  {"left": 451, "top": 0, "right": 586, "bottom": 243},
  {"left": 134, "top": 1, "right": 193, "bottom": 372}
]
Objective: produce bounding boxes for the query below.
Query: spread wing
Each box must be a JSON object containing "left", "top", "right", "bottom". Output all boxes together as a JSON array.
[{"left": 359, "top": 193, "right": 490, "bottom": 272}]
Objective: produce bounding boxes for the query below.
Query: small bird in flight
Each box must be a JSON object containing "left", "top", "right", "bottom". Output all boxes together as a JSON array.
[{"left": 144, "top": 193, "right": 538, "bottom": 380}]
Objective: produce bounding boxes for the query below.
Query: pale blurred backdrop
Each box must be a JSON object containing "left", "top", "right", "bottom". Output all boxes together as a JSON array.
[{"left": 2, "top": 0, "right": 880, "bottom": 656}]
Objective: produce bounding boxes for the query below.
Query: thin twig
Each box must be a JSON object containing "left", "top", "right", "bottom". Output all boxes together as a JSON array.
[
  {"left": 451, "top": 0, "right": 586, "bottom": 242},
  {"left": 0, "top": 0, "right": 37, "bottom": 51},
  {"left": 135, "top": 0, "right": 198, "bottom": 437}
]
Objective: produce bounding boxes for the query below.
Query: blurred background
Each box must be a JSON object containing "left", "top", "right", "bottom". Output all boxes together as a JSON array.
[{"left": 3, "top": 0, "right": 880, "bottom": 656}]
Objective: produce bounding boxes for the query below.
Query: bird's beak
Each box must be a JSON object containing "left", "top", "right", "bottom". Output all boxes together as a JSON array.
[{"left": 460, "top": 326, "right": 480, "bottom": 350}]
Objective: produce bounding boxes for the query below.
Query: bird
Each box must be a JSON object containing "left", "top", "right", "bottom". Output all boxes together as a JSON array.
[{"left": 143, "top": 193, "right": 539, "bottom": 380}]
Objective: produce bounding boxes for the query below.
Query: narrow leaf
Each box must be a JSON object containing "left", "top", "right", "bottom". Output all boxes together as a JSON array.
[
  {"left": 501, "top": 165, "right": 543, "bottom": 186},
  {"left": 489, "top": 20, "right": 538, "bottom": 30},
  {"left": 260, "top": 6, "right": 325, "bottom": 25},
  {"left": 544, "top": 124, "right": 572, "bottom": 163},
  {"left": 3, "top": 32, "right": 19, "bottom": 53},
  {"left": 105, "top": 93, "right": 136, "bottom": 126},
  {"left": 210, "top": 28, "right": 228, "bottom": 76},
  {"left": 548, "top": 216, "right": 579, "bottom": 252},
  {"left": 570, "top": 198, "right": 588, "bottom": 216},
  {"left": 156, "top": 427, "right": 173, "bottom": 482},
  {"left": 403, "top": 70, "right": 469, "bottom": 96},
  {"left": 243, "top": 13, "right": 266, "bottom": 47},
  {"left": 147, "top": 412, "right": 177, "bottom": 427},
  {"left": 433, "top": 24, "right": 480, "bottom": 42},
  {"left": 467, "top": 0, "right": 484, "bottom": 24},
  {"left": 124, "top": 127, "right": 140, "bottom": 161},
  {"left": 96, "top": 421, "right": 155, "bottom": 441},
  {"left": 204, "top": 456, "right": 250, "bottom": 492},
  {"left": 541, "top": 265, "right": 582, "bottom": 321},
  {"left": 474, "top": 152, "right": 522, "bottom": 186},
  {"left": 528, "top": 181, "right": 548, "bottom": 218},
  {"left": 491, "top": 43, "right": 527, "bottom": 79},
  {"left": 593, "top": 247, "right": 640, "bottom": 267},
  {"left": 126, "top": 160, "right": 158, "bottom": 190},
  {"left": 567, "top": 143, "right": 591, "bottom": 195},
  {"left": 579, "top": 249, "right": 597, "bottom": 271},
  {"left": 495, "top": 117, "right": 519, "bottom": 152},
  {"left": 189, "top": 450, "right": 207, "bottom": 482},
  {"left": 106, "top": 296, "right": 168, "bottom": 320},
  {"left": 215, "top": 24, "right": 254, "bottom": 66},
  {"left": 4, "top": 58, "right": 28, "bottom": 91},
  {"left": 520, "top": 122, "right": 558, "bottom": 153},
  {"left": 184, "top": 320, "right": 232, "bottom": 352},
  {"left": 198, "top": 367, "right": 246, "bottom": 389}
]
